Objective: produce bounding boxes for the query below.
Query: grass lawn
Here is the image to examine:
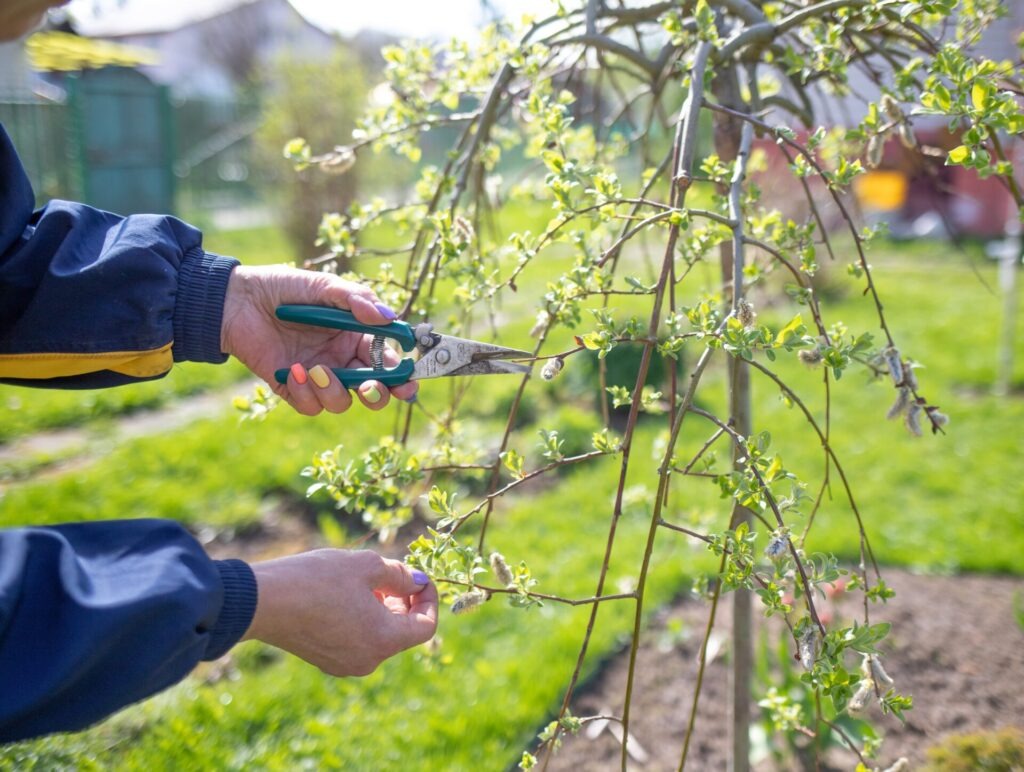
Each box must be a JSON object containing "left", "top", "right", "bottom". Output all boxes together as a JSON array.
[{"left": 1, "top": 231, "right": 1022, "bottom": 769}]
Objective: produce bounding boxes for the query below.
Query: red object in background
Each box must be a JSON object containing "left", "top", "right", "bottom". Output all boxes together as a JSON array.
[{"left": 750, "top": 127, "right": 1018, "bottom": 239}]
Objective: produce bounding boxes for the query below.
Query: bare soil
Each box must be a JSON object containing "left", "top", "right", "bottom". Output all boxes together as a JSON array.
[{"left": 550, "top": 570, "right": 1024, "bottom": 771}]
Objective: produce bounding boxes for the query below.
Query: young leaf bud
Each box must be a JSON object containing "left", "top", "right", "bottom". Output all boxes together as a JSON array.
[
  {"left": 886, "top": 387, "right": 911, "bottom": 420},
  {"left": 736, "top": 299, "right": 756, "bottom": 328},
  {"left": 883, "top": 346, "right": 903, "bottom": 385},
  {"left": 541, "top": 358, "right": 564, "bottom": 381},
  {"left": 490, "top": 552, "right": 515, "bottom": 587},
  {"left": 797, "top": 628, "right": 820, "bottom": 671},
  {"left": 451, "top": 589, "right": 489, "bottom": 615}
]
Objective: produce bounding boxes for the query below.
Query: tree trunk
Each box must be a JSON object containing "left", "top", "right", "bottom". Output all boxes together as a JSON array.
[
  {"left": 713, "top": 68, "right": 753, "bottom": 772},
  {"left": 995, "top": 248, "right": 1020, "bottom": 396}
]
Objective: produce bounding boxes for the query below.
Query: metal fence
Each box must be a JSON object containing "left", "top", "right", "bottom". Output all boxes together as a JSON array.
[
  {"left": 0, "top": 92, "right": 78, "bottom": 205},
  {"left": 1, "top": 84, "right": 263, "bottom": 218},
  {"left": 172, "top": 96, "right": 263, "bottom": 219}
]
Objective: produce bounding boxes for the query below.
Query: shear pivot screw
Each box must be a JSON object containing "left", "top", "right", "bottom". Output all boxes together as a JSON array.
[{"left": 435, "top": 348, "right": 451, "bottom": 365}]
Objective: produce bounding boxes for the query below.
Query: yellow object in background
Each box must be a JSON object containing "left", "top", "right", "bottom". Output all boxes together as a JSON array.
[
  {"left": 26, "top": 31, "right": 158, "bottom": 73},
  {"left": 854, "top": 170, "right": 909, "bottom": 211}
]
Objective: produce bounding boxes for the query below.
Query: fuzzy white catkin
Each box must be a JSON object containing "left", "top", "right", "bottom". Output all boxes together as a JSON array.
[
  {"left": 882, "top": 759, "right": 909, "bottom": 772},
  {"left": 847, "top": 680, "right": 873, "bottom": 715},
  {"left": 905, "top": 402, "right": 923, "bottom": 436},
  {"left": 798, "top": 629, "right": 820, "bottom": 672},
  {"left": 883, "top": 347, "right": 903, "bottom": 386},
  {"left": 765, "top": 535, "right": 788, "bottom": 560},
  {"left": 880, "top": 94, "right": 903, "bottom": 122},
  {"left": 798, "top": 348, "right": 823, "bottom": 366},
  {"left": 490, "top": 552, "right": 515, "bottom": 587},
  {"left": 541, "top": 358, "right": 564, "bottom": 381},
  {"left": 897, "top": 122, "right": 915, "bottom": 149},
  {"left": 319, "top": 146, "right": 356, "bottom": 175},
  {"left": 530, "top": 311, "right": 550, "bottom": 338},
  {"left": 737, "top": 299, "right": 756, "bottom": 328},
  {"left": 453, "top": 215, "right": 475, "bottom": 244},
  {"left": 451, "top": 590, "right": 488, "bottom": 615},
  {"left": 867, "top": 134, "right": 885, "bottom": 169},
  {"left": 887, "top": 387, "right": 911, "bottom": 420},
  {"left": 869, "top": 655, "right": 895, "bottom": 688}
]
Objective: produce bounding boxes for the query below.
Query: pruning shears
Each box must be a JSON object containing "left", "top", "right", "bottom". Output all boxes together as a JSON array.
[{"left": 272, "top": 305, "right": 532, "bottom": 388}]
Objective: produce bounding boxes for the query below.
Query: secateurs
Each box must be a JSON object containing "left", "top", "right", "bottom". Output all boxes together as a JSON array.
[{"left": 272, "top": 304, "right": 532, "bottom": 388}]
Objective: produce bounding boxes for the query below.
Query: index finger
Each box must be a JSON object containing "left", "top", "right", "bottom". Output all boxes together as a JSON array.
[{"left": 320, "top": 277, "right": 398, "bottom": 326}]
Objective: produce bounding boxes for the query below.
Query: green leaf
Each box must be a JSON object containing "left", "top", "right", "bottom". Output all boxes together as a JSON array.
[
  {"left": 971, "top": 81, "right": 989, "bottom": 112},
  {"left": 948, "top": 145, "right": 970, "bottom": 164},
  {"left": 775, "top": 314, "right": 805, "bottom": 346},
  {"left": 501, "top": 449, "right": 526, "bottom": 479}
]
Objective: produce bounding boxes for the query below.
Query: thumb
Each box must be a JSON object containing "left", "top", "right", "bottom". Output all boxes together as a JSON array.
[{"left": 369, "top": 557, "right": 431, "bottom": 597}]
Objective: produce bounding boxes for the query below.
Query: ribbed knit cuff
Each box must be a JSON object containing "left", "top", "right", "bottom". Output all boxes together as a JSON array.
[
  {"left": 204, "top": 559, "right": 258, "bottom": 661},
  {"left": 173, "top": 247, "right": 240, "bottom": 364}
]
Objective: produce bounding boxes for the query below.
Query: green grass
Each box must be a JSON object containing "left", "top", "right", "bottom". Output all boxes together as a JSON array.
[
  {"left": 1, "top": 231, "right": 1022, "bottom": 769},
  {"left": 203, "top": 226, "right": 294, "bottom": 267},
  {"left": 0, "top": 431, "right": 701, "bottom": 771}
]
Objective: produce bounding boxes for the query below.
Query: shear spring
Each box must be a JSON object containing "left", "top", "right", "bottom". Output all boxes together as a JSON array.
[{"left": 370, "top": 335, "right": 386, "bottom": 371}]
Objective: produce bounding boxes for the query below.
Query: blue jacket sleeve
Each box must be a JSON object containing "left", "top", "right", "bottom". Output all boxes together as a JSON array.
[
  {"left": 0, "top": 122, "right": 240, "bottom": 388},
  {"left": 0, "top": 520, "right": 258, "bottom": 743}
]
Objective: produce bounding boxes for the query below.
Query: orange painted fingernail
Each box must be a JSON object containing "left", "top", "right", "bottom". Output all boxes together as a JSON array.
[
  {"left": 309, "top": 365, "right": 330, "bottom": 389},
  {"left": 290, "top": 363, "right": 307, "bottom": 385}
]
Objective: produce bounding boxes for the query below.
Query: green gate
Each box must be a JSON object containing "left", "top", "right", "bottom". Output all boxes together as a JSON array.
[{"left": 67, "top": 67, "right": 174, "bottom": 216}]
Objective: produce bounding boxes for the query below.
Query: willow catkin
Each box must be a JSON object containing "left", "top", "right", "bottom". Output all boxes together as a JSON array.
[
  {"left": 451, "top": 590, "right": 489, "bottom": 615},
  {"left": 490, "top": 552, "right": 515, "bottom": 587}
]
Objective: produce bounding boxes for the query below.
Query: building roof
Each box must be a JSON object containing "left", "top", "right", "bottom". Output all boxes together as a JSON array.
[
  {"left": 68, "top": 0, "right": 315, "bottom": 38},
  {"left": 26, "top": 31, "right": 159, "bottom": 71}
]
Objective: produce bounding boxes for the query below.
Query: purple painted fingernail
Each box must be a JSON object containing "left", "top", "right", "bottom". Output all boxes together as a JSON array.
[
  {"left": 412, "top": 570, "right": 429, "bottom": 585},
  {"left": 375, "top": 303, "right": 398, "bottom": 321},
  {"left": 404, "top": 394, "right": 418, "bottom": 404}
]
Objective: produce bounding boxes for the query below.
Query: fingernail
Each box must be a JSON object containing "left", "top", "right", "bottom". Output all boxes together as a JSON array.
[
  {"left": 361, "top": 385, "right": 382, "bottom": 404},
  {"left": 309, "top": 364, "right": 330, "bottom": 389},
  {"left": 290, "top": 363, "right": 307, "bottom": 385},
  {"left": 412, "top": 570, "right": 429, "bottom": 586},
  {"left": 374, "top": 303, "right": 398, "bottom": 321},
  {"left": 404, "top": 394, "right": 418, "bottom": 404}
]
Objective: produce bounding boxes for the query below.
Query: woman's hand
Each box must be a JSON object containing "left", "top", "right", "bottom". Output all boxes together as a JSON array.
[
  {"left": 0, "top": 0, "right": 68, "bottom": 41},
  {"left": 220, "top": 265, "right": 418, "bottom": 415},
  {"left": 241, "top": 550, "right": 438, "bottom": 677}
]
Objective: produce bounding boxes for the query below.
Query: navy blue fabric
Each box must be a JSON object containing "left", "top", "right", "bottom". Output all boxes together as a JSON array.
[
  {"left": 0, "top": 521, "right": 258, "bottom": 742},
  {"left": 0, "top": 124, "right": 259, "bottom": 741},
  {"left": 0, "top": 122, "right": 239, "bottom": 388}
]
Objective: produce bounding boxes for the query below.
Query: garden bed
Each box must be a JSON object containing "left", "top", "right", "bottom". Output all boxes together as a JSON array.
[{"left": 551, "top": 569, "right": 1024, "bottom": 771}]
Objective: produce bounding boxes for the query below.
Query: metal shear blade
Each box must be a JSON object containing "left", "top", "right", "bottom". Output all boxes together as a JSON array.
[{"left": 411, "top": 335, "right": 531, "bottom": 380}]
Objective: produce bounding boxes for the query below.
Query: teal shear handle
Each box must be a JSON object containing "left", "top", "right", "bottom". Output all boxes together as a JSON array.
[{"left": 272, "top": 304, "right": 417, "bottom": 388}]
